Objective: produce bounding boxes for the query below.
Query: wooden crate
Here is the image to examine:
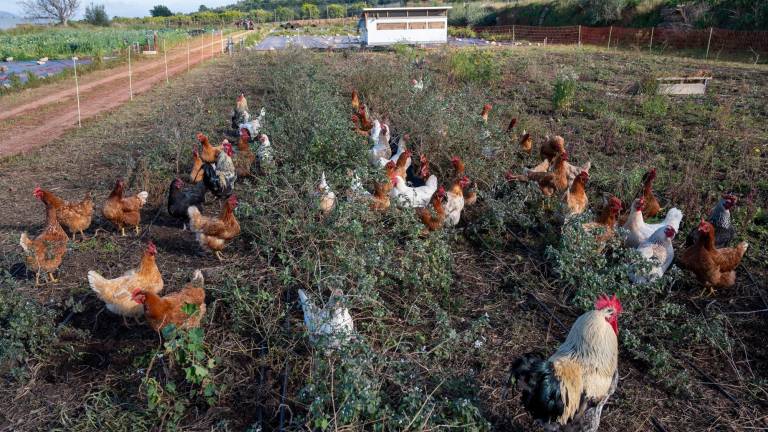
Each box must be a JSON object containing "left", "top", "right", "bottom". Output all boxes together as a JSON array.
[{"left": 656, "top": 76, "right": 712, "bottom": 95}]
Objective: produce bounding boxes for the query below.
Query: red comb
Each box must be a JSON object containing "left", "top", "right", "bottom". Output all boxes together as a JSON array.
[{"left": 595, "top": 294, "right": 622, "bottom": 314}]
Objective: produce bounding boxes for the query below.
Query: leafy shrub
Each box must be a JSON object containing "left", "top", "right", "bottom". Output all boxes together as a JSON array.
[
  {"left": 579, "top": 0, "right": 630, "bottom": 24},
  {"left": 448, "top": 4, "right": 496, "bottom": 27},
  {"left": 85, "top": 3, "right": 111, "bottom": 26},
  {"left": 448, "top": 26, "right": 477, "bottom": 39},
  {"left": 0, "top": 273, "right": 59, "bottom": 379},
  {"left": 552, "top": 72, "right": 578, "bottom": 111},
  {"left": 449, "top": 49, "right": 502, "bottom": 85}
]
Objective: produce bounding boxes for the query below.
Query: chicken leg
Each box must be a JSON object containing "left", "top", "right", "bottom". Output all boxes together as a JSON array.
[
  {"left": 135, "top": 225, "right": 140, "bottom": 235},
  {"left": 215, "top": 251, "right": 224, "bottom": 261},
  {"left": 121, "top": 227, "right": 126, "bottom": 237},
  {"left": 48, "top": 272, "right": 58, "bottom": 283}
]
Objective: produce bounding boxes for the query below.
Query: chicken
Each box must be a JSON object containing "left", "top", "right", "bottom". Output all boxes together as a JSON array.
[
  {"left": 377, "top": 134, "right": 411, "bottom": 169},
  {"left": 444, "top": 176, "right": 470, "bottom": 227},
  {"left": 564, "top": 159, "right": 592, "bottom": 188},
  {"left": 188, "top": 195, "right": 241, "bottom": 260},
  {"left": 480, "top": 103, "right": 492, "bottom": 124},
  {"left": 351, "top": 89, "right": 360, "bottom": 112},
  {"left": 19, "top": 188, "right": 68, "bottom": 285},
  {"left": 540, "top": 135, "right": 566, "bottom": 163},
  {"left": 380, "top": 123, "right": 391, "bottom": 150},
  {"left": 102, "top": 179, "right": 148, "bottom": 236},
  {"left": 394, "top": 149, "right": 413, "bottom": 179},
  {"left": 368, "top": 120, "right": 382, "bottom": 147},
  {"left": 582, "top": 196, "right": 623, "bottom": 249},
  {"left": 405, "top": 153, "right": 430, "bottom": 187},
  {"left": 451, "top": 156, "right": 465, "bottom": 179},
  {"left": 629, "top": 225, "right": 676, "bottom": 284},
  {"left": 368, "top": 121, "right": 392, "bottom": 166},
  {"left": 417, "top": 186, "right": 446, "bottom": 231},
  {"left": 511, "top": 294, "right": 622, "bottom": 431},
  {"left": 563, "top": 171, "right": 589, "bottom": 216},
  {"left": 256, "top": 133, "right": 275, "bottom": 173},
  {"left": 167, "top": 178, "right": 206, "bottom": 230},
  {"left": 87, "top": 242, "right": 164, "bottom": 317},
  {"left": 239, "top": 107, "right": 266, "bottom": 139},
  {"left": 233, "top": 128, "right": 256, "bottom": 178},
  {"left": 411, "top": 78, "right": 424, "bottom": 91},
  {"left": 190, "top": 148, "right": 204, "bottom": 183},
  {"left": 202, "top": 141, "right": 237, "bottom": 199},
  {"left": 231, "top": 93, "right": 249, "bottom": 130},
  {"left": 679, "top": 220, "right": 749, "bottom": 296},
  {"left": 131, "top": 270, "right": 206, "bottom": 332},
  {"left": 506, "top": 117, "right": 518, "bottom": 133},
  {"left": 390, "top": 173, "right": 438, "bottom": 208},
  {"left": 36, "top": 187, "right": 93, "bottom": 241},
  {"left": 315, "top": 172, "right": 336, "bottom": 216},
  {"left": 507, "top": 151, "right": 569, "bottom": 196},
  {"left": 370, "top": 162, "right": 396, "bottom": 211},
  {"left": 519, "top": 131, "right": 532, "bottom": 154},
  {"left": 685, "top": 194, "right": 737, "bottom": 248},
  {"left": 352, "top": 104, "right": 373, "bottom": 133},
  {"left": 197, "top": 132, "right": 219, "bottom": 164},
  {"left": 623, "top": 198, "right": 683, "bottom": 248},
  {"left": 298, "top": 288, "right": 354, "bottom": 349},
  {"left": 639, "top": 168, "right": 661, "bottom": 218}
]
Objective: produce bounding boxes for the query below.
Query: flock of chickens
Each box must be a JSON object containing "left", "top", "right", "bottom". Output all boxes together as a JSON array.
[{"left": 16, "top": 84, "right": 751, "bottom": 431}]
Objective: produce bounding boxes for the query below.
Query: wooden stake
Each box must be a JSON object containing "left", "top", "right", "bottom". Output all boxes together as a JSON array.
[
  {"left": 705, "top": 27, "right": 713, "bottom": 59},
  {"left": 163, "top": 39, "right": 169, "bottom": 84},
  {"left": 578, "top": 25, "right": 581, "bottom": 47},
  {"left": 512, "top": 24, "right": 515, "bottom": 42},
  {"left": 127, "top": 47, "right": 133, "bottom": 100},
  {"left": 72, "top": 57, "right": 81, "bottom": 127},
  {"left": 649, "top": 27, "right": 654, "bottom": 52},
  {"left": 607, "top": 26, "right": 613, "bottom": 49}
]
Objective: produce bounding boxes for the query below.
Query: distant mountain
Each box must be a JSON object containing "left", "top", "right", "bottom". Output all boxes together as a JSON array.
[{"left": 0, "top": 11, "right": 19, "bottom": 19}]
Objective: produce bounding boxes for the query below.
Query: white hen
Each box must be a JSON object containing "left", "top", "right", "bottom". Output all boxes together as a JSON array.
[
  {"left": 390, "top": 175, "right": 437, "bottom": 208},
  {"left": 298, "top": 288, "right": 354, "bottom": 348},
  {"left": 629, "top": 225, "right": 676, "bottom": 284},
  {"left": 444, "top": 177, "right": 470, "bottom": 227},
  {"left": 623, "top": 198, "right": 683, "bottom": 248}
]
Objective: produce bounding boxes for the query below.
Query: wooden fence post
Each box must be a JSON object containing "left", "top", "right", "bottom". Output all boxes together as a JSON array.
[
  {"left": 163, "top": 39, "right": 169, "bottom": 84},
  {"left": 649, "top": 27, "right": 654, "bottom": 52},
  {"left": 127, "top": 47, "right": 133, "bottom": 100},
  {"left": 73, "top": 57, "right": 81, "bottom": 127},
  {"left": 607, "top": 26, "right": 612, "bottom": 49},
  {"left": 512, "top": 25, "right": 515, "bottom": 42},
  {"left": 578, "top": 25, "right": 581, "bottom": 47},
  {"left": 705, "top": 27, "right": 713, "bottom": 59}
]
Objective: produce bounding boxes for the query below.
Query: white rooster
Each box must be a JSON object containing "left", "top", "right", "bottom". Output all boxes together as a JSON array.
[
  {"left": 629, "top": 225, "right": 676, "bottom": 284},
  {"left": 239, "top": 106, "right": 266, "bottom": 138},
  {"left": 623, "top": 197, "right": 683, "bottom": 248},
  {"left": 298, "top": 288, "right": 354, "bottom": 348},
  {"left": 390, "top": 174, "right": 437, "bottom": 208}
]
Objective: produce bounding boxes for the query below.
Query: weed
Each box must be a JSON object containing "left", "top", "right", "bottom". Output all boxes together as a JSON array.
[
  {"left": 641, "top": 95, "right": 669, "bottom": 118},
  {"left": 448, "top": 49, "right": 501, "bottom": 85},
  {"left": 552, "top": 72, "right": 578, "bottom": 111}
]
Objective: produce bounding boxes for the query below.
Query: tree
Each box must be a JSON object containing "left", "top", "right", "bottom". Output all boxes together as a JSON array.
[
  {"left": 220, "top": 10, "right": 245, "bottom": 22},
  {"left": 150, "top": 5, "right": 173, "bottom": 17},
  {"left": 198, "top": 5, "right": 209, "bottom": 12},
  {"left": 84, "top": 3, "right": 109, "bottom": 26},
  {"left": 19, "top": 0, "right": 80, "bottom": 26},
  {"left": 348, "top": 2, "right": 367, "bottom": 17},
  {"left": 275, "top": 6, "right": 294, "bottom": 21},
  {"left": 300, "top": 3, "right": 319, "bottom": 19},
  {"left": 250, "top": 9, "right": 272, "bottom": 23},
  {"left": 327, "top": 4, "right": 345, "bottom": 18}
]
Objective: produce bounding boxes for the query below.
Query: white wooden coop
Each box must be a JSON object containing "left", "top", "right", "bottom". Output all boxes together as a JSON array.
[{"left": 360, "top": 6, "right": 451, "bottom": 47}]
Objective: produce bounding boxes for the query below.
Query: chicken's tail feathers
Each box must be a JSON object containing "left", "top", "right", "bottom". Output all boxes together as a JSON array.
[
  {"left": 137, "top": 191, "right": 149, "bottom": 206},
  {"left": 426, "top": 175, "right": 438, "bottom": 189},
  {"left": 510, "top": 353, "right": 565, "bottom": 424},
  {"left": 190, "top": 269, "right": 205, "bottom": 288},
  {"left": 298, "top": 289, "right": 310, "bottom": 308},
  {"left": 19, "top": 232, "right": 31, "bottom": 252},
  {"left": 187, "top": 206, "right": 202, "bottom": 230},
  {"left": 87, "top": 270, "right": 108, "bottom": 295},
  {"left": 737, "top": 241, "right": 749, "bottom": 256},
  {"left": 666, "top": 207, "right": 683, "bottom": 231}
]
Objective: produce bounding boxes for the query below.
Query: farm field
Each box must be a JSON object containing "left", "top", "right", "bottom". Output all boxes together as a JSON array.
[{"left": 0, "top": 45, "right": 766, "bottom": 431}]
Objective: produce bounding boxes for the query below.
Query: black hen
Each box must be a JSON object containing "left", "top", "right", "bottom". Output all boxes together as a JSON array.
[
  {"left": 167, "top": 178, "right": 206, "bottom": 229},
  {"left": 685, "top": 195, "right": 737, "bottom": 247},
  {"left": 510, "top": 353, "right": 565, "bottom": 426}
]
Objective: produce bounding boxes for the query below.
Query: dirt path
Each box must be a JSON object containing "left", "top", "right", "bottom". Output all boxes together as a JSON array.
[{"left": 0, "top": 30, "right": 252, "bottom": 159}]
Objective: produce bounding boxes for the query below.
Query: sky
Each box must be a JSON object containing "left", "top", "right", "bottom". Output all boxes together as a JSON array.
[{"left": 1, "top": 0, "right": 236, "bottom": 19}]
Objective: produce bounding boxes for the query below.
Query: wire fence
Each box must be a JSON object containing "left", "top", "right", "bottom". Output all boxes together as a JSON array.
[{"left": 473, "top": 24, "right": 768, "bottom": 61}]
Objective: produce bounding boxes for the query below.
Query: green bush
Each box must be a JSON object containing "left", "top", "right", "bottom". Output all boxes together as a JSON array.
[
  {"left": 641, "top": 95, "right": 669, "bottom": 118},
  {"left": 552, "top": 72, "right": 578, "bottom": 111},
  {"left": 448, "top": 26, "right": 477, "bottom": 39},
  {"left": 449, "top": 49, "right": 502, "bottom": 85}
]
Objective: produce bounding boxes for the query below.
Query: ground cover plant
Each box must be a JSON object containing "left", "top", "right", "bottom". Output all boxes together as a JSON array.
[{"left": 0, "top": 43, "right": 766, "bottom": 431}]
